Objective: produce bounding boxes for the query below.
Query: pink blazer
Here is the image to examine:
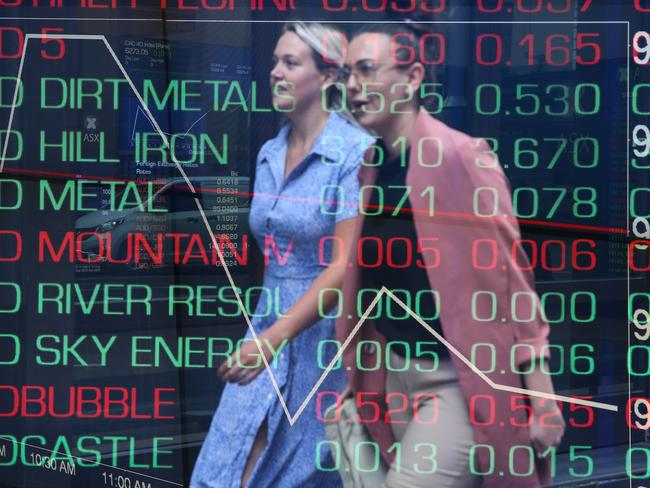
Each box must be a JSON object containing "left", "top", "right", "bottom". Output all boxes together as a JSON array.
[{"left": 335, "top": 110, "right": 552, "bottom": 487}]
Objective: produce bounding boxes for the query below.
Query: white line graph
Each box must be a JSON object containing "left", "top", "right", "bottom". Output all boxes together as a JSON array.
[
  {"left": 130, "top": 105, "right": 209, "bottom": 142},
  {"left": 1, "top": 33, "right": 619, "bottom": 438},
  {"left": 0, "top": 32, "right": 298, "bottom": 429}
]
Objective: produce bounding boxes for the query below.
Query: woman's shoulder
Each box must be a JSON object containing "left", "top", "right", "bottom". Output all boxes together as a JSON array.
[
  {"left": 328, "top": 113, "right": 374, "bottom": 161},
  {"left": 332, "top": 112, "right": 374, "bottom": 144},
  {"left": 414, "top": 112, "right": 510, "bottom": 197},
  {"left": 301, "top": 113, "right": 372, "bottom": 172}
]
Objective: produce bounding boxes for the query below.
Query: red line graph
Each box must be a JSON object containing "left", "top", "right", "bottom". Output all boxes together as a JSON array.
[{"left": 2, "top": 165, "right": 629, "bottom": 236}]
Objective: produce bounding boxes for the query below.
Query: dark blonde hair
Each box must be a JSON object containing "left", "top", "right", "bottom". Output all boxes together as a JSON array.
[{"left": 281, "top": 22, "right": 357, "bottom": 122}]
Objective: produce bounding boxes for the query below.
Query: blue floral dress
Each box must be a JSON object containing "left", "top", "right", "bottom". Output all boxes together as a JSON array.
[{"left": 191, "top": 113, "right": 373, "bottom": 488}]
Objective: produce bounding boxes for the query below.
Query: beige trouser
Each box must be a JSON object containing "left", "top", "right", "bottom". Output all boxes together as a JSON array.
[{"left": 383, "top": 351, "right": 481, "bottom": 488}]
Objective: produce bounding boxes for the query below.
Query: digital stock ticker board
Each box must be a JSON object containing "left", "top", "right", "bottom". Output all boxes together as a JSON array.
[{"left": 0, "top": 1, "right": 649, "bottom": 488}]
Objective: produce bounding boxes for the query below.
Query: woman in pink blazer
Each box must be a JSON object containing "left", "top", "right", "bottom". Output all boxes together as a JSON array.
[{"left": 336, "top": 24, "right": 566, "bottom": 487}]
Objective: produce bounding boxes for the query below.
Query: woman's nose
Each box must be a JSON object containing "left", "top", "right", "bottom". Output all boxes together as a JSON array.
[
  {"left": 270, "top": 63, "right": 283, "bottom": 80},
  {"left": 345, "top": 70, "right": 359, "bottom": 95}
]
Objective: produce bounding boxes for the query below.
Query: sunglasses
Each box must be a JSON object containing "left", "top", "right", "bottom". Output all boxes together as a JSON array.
[{"left": 341, "top": 60, "right": 407, "bottom": 82}]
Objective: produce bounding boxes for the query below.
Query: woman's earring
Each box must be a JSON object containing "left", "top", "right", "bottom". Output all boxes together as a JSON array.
[{"left": 406, "top": 84, "right": 415, "bottom": 98}]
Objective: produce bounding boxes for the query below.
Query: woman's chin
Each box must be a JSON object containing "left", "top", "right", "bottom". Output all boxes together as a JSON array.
[
  {"left": 352, "top": 110, "right": 377, "bottom": 130},
  {"left": 272, "top": 99, "right": 295, "bottom": 112}
]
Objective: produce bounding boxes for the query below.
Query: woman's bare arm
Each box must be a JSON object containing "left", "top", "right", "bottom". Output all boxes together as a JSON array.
[{"left": 218, "top": 217, "right": 357, "bottom": 384}]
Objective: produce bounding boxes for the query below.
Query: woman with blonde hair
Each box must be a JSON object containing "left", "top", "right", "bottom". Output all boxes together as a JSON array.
[{"left": 191, "top": 22, "right": 373, "bottom": 488}]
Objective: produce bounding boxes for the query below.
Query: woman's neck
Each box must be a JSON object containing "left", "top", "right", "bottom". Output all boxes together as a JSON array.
[
  {"left": 378, "top": 111, "right": 418, "bottom": 160},
  {"left": 287, "top": 103, "right": 330, "bottom": 149}
]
